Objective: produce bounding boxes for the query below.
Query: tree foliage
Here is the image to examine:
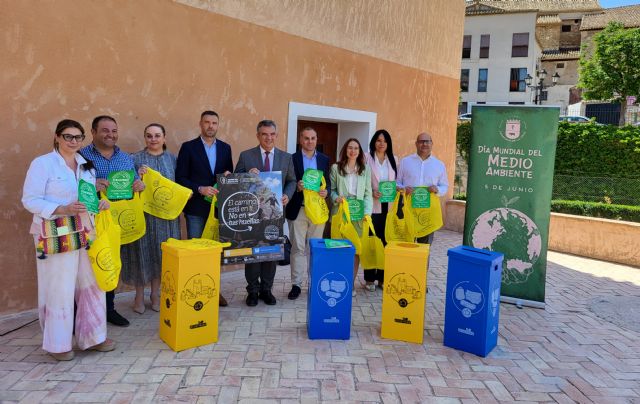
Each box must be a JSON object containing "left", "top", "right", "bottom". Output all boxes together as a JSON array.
[{"left": 578, "top": 22, "right": 640, "bottom": 125}]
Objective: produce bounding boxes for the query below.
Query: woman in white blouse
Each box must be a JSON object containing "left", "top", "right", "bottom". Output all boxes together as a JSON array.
[
  {"left": 330, "top": 138, "right": 373, "bottom": 296},
  {"left": 364, "top": 130, "right": 399, "bottom": 292},
  {"left": 22, "top": 119, "right": 113, "bottom": 361}
]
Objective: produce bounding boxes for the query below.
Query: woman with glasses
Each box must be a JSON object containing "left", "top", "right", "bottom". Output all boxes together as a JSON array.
[
  {"left": 330, "top": 138, "right": 373, "bottom": 296},
  {"left": 120, "top": 123, "right": 180, "bottom": 314},
  {"left": 364, "top": 129, "right": 398, "bottom": 292},
  {"left": 22, "top": 119, "right": 114, "bottom": 361}
]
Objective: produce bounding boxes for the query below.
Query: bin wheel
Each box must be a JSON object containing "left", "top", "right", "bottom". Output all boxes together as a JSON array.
[{"left": 398, "top": 298, "right": 408, "bottom": 308}]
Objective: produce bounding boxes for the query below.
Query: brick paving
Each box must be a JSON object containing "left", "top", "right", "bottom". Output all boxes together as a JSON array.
[{"left": 1, "top": 230, "right": 639, "bottom": 403}]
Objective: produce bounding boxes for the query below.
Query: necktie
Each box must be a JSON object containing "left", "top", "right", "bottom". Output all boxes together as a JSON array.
[{"left": 264, "top": 151, "right": 270, "bottom": 172}]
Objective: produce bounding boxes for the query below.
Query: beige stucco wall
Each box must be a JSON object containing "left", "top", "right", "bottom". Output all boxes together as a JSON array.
[
  {"left": 175, "top": 0, "right": 465, "bottom": 80},
  {"left": 1, "top": 0, "right": 464, "bottom": 314},
  {"left": 445, "top": 200, "right": 640, "bottom": 268}
]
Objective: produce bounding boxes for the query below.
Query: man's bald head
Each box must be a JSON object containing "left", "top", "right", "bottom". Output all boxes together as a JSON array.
[{"left": 415, "top": 132, "right": 433, "bottom": 158}]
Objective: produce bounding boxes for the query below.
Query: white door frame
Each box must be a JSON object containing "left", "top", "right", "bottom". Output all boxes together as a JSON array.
[{"left": 287, "top": 102, "right": 377, "bottom": 157}]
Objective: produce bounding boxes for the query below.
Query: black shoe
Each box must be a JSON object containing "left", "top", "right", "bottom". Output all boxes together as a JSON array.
[
  {"left": 246, "top": 293, "right": 259, "bottom": 307},
  {"left": 219, "top": 294, "right": 228, "bottom": 307},
  {"left": 107, "top": 310, "right": 130, "bottom": 327},
  {"left": 259, "top": 291, "right": 277, "bottom": 305},
  {"left": 288, "top": 285, "right": 301, "bottom": 300}
]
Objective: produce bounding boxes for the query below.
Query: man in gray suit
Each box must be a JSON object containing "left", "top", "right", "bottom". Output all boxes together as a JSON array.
[{"left": 235, "top": 120, "right": 297, "bottom": 306}]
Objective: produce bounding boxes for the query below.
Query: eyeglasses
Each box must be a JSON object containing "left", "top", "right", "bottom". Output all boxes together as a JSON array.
[
  {"left": 59, "top": 134, "right": 86, "bottom": 142},
  {"left": 416, "top": 139, "right": 432, "bottom": 145}
]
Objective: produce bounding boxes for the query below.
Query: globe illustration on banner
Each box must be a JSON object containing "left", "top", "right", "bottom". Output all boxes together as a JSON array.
[{"left": 470, "top": 208, "right": 542, "bottom": 285}]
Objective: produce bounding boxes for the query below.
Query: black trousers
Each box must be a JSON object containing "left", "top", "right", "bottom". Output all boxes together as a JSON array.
[
  {"left": 106, "top": 290, "right": 115, "bottom": 312},
  {"left": 364, "top": 203, "right": 388, "bottom": 283},
  {"left": 245, "top": 260, "right": 277, "bottom": 294}
]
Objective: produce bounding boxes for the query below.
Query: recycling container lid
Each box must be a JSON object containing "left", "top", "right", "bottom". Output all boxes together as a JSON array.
[{"left": 447, "top": 245, "right": 504, "bottom": 265}]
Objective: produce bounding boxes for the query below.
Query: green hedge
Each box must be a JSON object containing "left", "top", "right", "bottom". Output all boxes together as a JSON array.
[
  {"left": 456, "top": 121, "right": 640, "bottom": 205},
  {"left": 452, "top": 194, "right": 640, "bottom": 222},
  {"left": 551, "top": 200, "right": 640, "bottom": 222},
  {"left": 554, "top": 122, "right": 640, "bottom": 175},
  {"left": 456, "top": 121, "right": 640, "bottom": 173}
]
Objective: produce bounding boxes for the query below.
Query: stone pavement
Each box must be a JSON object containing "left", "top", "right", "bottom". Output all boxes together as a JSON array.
[{"left": 1, "top": 230, "right": 639, "bottom": 403}]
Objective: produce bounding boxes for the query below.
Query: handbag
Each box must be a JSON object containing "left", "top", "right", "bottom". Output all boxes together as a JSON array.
[
  {"left": 140, "top": 167, "right": 192, "bottom": 220},
  {"left": 201, "top": 196, "right": 220, "bottom": 241},
  {"left": 385, "top": 192, "right": 415, "bottom": 243},
  {"left": 88, "top": 210, "right": 122, "bottom": 292},
  {"left": 101, "top": 192, "right": 146, "bottom": 245},
  {"left": 405, "top": 193, "right": 443, "bottom": 238},
  {"left": 278, "top": 235, "right": 292, "bottom": 266},
  {"left": 36, "top": 215, "right": 91, "bottom": 259},
  {"left": 339, "top": 199, "right": 362, "bottom": 254},
  {"left": 303, "top": 176, "right": 329, "bottom": 225},
  {"left": 360, "top": 215, "right": 385, "bottom": 270}
]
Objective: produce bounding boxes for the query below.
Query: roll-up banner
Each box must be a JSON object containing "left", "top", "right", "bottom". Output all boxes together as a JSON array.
[{"left": 463, "top": 105, "right": 559, "bottom": 308}]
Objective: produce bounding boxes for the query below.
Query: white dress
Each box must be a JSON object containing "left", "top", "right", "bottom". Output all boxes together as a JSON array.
[{"left": 22, "top": 150, "right": 106, "bottom": 353}]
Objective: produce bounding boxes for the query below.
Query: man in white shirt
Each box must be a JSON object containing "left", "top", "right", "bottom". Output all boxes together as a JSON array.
[{"left": 396, "top": 132, "right": 449, "bottom": 244}]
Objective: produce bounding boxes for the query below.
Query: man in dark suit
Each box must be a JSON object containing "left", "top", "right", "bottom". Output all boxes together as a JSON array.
[
  {"left": 176, "top": 110, "right": 233, "bottom": 306},
  {"left": 284, "top": 127, "right": 330, "bottom": 300},
  {"left": 235, "top": 120, "right": 297, "bottom": 306}
]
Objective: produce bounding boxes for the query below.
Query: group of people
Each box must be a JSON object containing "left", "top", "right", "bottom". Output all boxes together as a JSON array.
[{"left": 22, "top": 110, "right": 448, "bottom": 361}]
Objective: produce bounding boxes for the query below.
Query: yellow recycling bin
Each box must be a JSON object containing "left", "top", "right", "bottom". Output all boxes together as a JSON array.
[
  {"left": 159, "top": 238, "right": 225, "bottom": 351},
  {"left": 381, "top": 241, "right": 430, "bottom": 344}
]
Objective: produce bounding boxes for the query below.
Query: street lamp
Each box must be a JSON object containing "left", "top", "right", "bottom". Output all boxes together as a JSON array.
[{"left": 525, "top": 69, "right": 560, "bottom": 104}]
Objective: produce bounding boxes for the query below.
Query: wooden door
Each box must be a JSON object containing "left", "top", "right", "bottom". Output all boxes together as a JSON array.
[{"left": 297, "top": 120, "right": 338, "bottom": 166}]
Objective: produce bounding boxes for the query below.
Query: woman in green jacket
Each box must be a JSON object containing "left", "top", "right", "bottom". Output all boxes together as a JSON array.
[{"left": 330, "top": 138, "right": 373, "bottom": 296}]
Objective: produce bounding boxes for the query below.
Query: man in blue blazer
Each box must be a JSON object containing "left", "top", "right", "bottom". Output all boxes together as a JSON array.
[
  {"left": 176, "top": 110, "right": 233, "bottom": 306},
  {"left": 284, "top": 127, "right": 330, "bottom": 300},
  {"left": 235, "top": 120, "right": 297, "bottom": 306}
]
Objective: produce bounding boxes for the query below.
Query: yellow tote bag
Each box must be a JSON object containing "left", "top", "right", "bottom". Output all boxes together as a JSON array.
[
  {"left": 141, "top": 167, "right": 192, "bottom": 220},
  {"left": 360, "top": 215, "right": 384, "bottom": 269},
  {"left": 339, "top": 200, "right": 362, "bottom": 255},
  {"left": 385, "top": 192, "right": 415, "bottom": 243},
  {"left": 102, "top": 192, "right": 146, "bottom": 245},
  {"left": 330, "top": 199, "right": 347, "bottom": 239},
  {"left": 304, "top": 176, "right": 329, "bottom": 225},
  {"left": 330, "top": 199, "right": 361, "bottom": 253},
  {"left": 405, "top": 193, "right": 443, "bottom": 238},
  {"left": 88, "top": 210, "right": 122, "bottom": 292},
  {"left": 201, "top": 196, "right": 220, "bottom": 241}
]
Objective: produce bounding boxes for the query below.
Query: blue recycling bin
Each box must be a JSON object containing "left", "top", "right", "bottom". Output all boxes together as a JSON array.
[
  {"left": 444, "top": 245, "right": 504, "bottom": 357},
  {"left": 307, "top": 239, "right": 355, "bottom": 339}
]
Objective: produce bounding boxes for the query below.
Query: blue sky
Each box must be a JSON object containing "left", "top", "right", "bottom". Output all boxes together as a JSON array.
[{"left": 599, "top": 0, "right": 640, "bottom": 8}]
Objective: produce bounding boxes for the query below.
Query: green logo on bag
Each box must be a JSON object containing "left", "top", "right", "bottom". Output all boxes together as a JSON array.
[
  {"left": 110, "top": 172, "right": 132, "bottom": 189},
  {"left": 303, "top": 169, "right": 322, "bottom": 192},
  {"left": 411, "top": 187, "right": 431, "bottom": 208},
  {"left": 79, "top": 182, "right": 94, "bottom": 198},
  {"left": 379, "top": 181, "right": 397, "bottom": 203}
]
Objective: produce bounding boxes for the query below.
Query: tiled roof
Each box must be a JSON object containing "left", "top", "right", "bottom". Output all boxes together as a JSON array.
[
  {"left": 541, "top": 48, "right": 581, "bottom": 60},
  {"left": 537, "top": 14, "right": 562, "bottom": 24},
  {"left": 465, "top": 0, "right": 601, "bottom": 15},
  {"left": 581, "top": 5, "right": 640, "bottom": 30}
]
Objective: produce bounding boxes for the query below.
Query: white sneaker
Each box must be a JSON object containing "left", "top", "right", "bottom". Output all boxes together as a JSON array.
[
  {"left": 352, "top": 290, "right": 356, "bottom": 297},
  {"left": 365, "top": 283, "right": 376, "bottom": 292}
]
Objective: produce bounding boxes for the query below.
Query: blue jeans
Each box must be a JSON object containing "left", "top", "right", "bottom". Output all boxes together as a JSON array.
[{"left": 185, "top": 215, "right": 206, "bottom": 239}]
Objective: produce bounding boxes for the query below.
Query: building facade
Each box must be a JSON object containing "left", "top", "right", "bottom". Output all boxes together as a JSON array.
[
  {"left": 1, "top": 0, "right": 465, "bottom": 315},
  {"left": 461, "top": 0, "right": 601, "bottom": 114}
]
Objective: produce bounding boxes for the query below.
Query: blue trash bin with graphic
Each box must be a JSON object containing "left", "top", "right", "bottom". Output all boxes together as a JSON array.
[
  {"left": 444, "top": 245, "right": 504, "bottom": 357},
  {"left": 307, "top": 239, "right": 355, "bottom": 339}
]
